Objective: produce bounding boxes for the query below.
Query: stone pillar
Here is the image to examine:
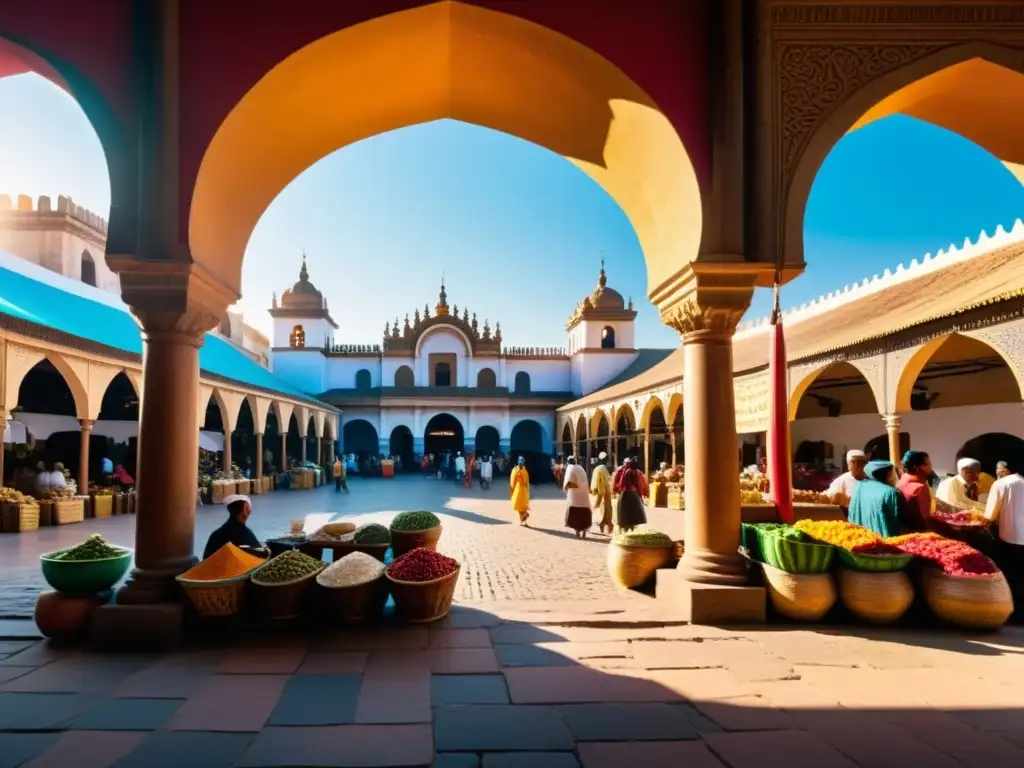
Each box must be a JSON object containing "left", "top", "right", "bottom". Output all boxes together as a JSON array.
[
  {"left": 655, "top": 265, "right": 766, "bottom": 623},
  {"left": 667, "top": 427, "right": 677, "bottom": 467},
  {"left": 643, "top": 427, "right": 652, "bottom": 475},
  {"left": 610, "top": 428, "right": 618, "bottom": 467},
  {"left": 255, "top": 433, "right": 264, "bottom": 478},
  {"left": 884, "top": 414, "right": 902, "bottom": 474},
  {"left": 79, "top": 419, "right": 94, "bottom": 492},
  {"left": 301, "top": 436, "right": 307, "bottom": 463},
  {"left": 222, "top": 430, "right": 232, "bottom": 474},
  {"left": 281, "top": 433, "right": 287, "bottom": 470}
]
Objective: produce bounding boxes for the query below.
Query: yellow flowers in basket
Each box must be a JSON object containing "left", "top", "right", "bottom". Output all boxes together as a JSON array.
[{"left": 794, "top": 520, "right": 880, "bottom": 550}]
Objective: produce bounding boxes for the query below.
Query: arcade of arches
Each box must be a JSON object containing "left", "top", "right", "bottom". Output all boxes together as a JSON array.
[{"left": 5, "top": 1, "right": 1024, "bottom": 626}]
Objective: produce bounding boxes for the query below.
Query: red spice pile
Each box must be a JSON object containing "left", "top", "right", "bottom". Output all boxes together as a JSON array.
[
  {"left": 387, "top": 547, "right": 459, "bottom": 582},
  {"left": 893, "top": 535, "right": 998, "bottom": 577}
]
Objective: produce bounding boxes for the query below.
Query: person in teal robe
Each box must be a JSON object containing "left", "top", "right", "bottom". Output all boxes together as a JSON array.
[{"left": 848, "top": 460, "right": 903, "bottom": 537}]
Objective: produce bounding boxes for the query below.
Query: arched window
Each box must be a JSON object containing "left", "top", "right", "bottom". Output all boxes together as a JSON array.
[
  {"left": 394, "top": 365, "right": 414, "bottom": 387},
  {"left": 81, "top": 251, "right": 97, "bottom": 287},
  {"left": 290, "top": 324, "right": 306, "bottom": 348},
  {"left": 476, "top": 367, "right": 496, "bottom": 388},
  {"left": 601, "top": 326, "right": 616, "bottom": 349},
  {"left": 355, "top": 369, "right": 372, "bottom": 389},
  {"left": 435, "top": 362, "right": 452, "bottom": 387},
  {"left": 514, "top": 371, "right": 531, "bottom": 394}
]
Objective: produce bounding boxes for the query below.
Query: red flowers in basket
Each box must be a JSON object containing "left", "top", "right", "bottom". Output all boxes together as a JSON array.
[
  {"left": 849, "top": 542, "right": 905, "bottom": 556},
  {"left": 931, "top": 509, "right": 988, "bottom": 527},
  {"left": 888, "top": 534, "right": 998, "bottom": 577}
]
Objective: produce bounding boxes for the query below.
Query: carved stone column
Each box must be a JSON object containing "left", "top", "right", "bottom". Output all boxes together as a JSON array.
[
  {"left": 316, "top": 436, "right": 322, "bottom": 466},
  {"left": 655, "top": 266, "right": 765, "bottom": 623},
  {"left": 0, "top": 412, "right": 8, "bottom": 486},
  {"left": 78, "top": 419, "right": 94, "bottom": 493},
  {"left": 884, "top": 414, "right": 903, "bottom": 475},
  {"left": 222, "top": 429, "right": 232, "bottom": 474},
  {"left": 255, "top": 433, "right": 264, "bottom": 478},
  {"left": 109, "top": 260, "right": 234, "bottom": 608},
  {"left": 643, "top": 427, "right": 652, "bottom": 475},
  {"left": 610, "top": 427, "right": 618, "bottom": 467},
  {"left": 281, "top": 433, "right": 287, "bottom": 471},
  {"left": 667, "top": 427, "right": 677, "bottom": 467}
]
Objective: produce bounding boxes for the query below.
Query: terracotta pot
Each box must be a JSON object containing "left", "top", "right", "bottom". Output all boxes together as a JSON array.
[{"left": 34, "top": 590, "right": 108, "bottom": 641}]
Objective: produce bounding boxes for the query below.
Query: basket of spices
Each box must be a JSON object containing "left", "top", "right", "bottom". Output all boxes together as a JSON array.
[
  {"left": 0, "top": 488, "right": 39, "bottom": 533},
  {"left": 40, "top": 534, "right": 132, "bottom": 593},
  {"left": 316, "top": 551, "right": 390, "bottom": 622},
  {"left": 352, "top": 523, "right": 391, "bottom": 561},
  {"left": 250, "top": 549, "right": 325, "bottom": 620},
  {"left": 389, "top": 510, "right": 442, "bottom": 557},
  {"left": 607, "top": 531, "right": 674, "bottom": 589},
  {"left": 177, "top": 543, "right": 265, "bottom": 618},
  {"left": 386, "top": 547, "right": 460, "bottom": 623}
]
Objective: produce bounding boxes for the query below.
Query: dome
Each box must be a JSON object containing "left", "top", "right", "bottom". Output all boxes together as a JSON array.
[
  {"left": 280, "top": 257, "right": 325, "bottom": 309},
  {"left": 565, "top": 260, "right": 635, "bottom": 331},
  {"left": 589, "top": 267, "right": 625, "bottom": 310}
]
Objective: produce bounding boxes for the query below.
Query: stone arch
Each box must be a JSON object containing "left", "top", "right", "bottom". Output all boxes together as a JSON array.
[
  {"left": 893, "top": 332, "right": 1024, "bottom": 414},
  {"left": 414, "top": 323, "right": 473, "bottom": 358},
  {"left": 355, "top": 369, "right": 372, "bottom": 389},
  {"left": 639, "top": 395, "right": 665, "bottom": 431},
  {"left": 788, "top": 361, "right": 885, "bottom": 421},
  {"left": 0, "top": 37, "right": 132, "bottom": 255},
  {"left": 600, "top": 325, "right": 616, "bottom": 349},
  {"left": 5, "top": 348, "right": 90, "bottom": 420},
  {"left": 665, "top": 392, "right": 684, "bottom": 425},
  {"left": 574, "top": 413, "right": 587, "bottom": 448},
  {"left": 343, "top": 418, "right": 379, "bottom": 457},
  {"left": 589, "top": 408, "right": 610, "bottom": 440},
  {"left": 189, "top": 1, "right": 703, "bottom": 301},
  {"left": 510, "top": 419, "right": 545, "bottom": 453},
  {"left": 476, "top": 367, "right": 497, "bottom": 388},
  {"left": 614, "top": 402, "right": 637, "bottom": 432},
  {"left": 475, "top": 425, "right": 500, "bottom": 455},
  {"left": 95, "top": 370, "right": 139, "bottom": 422},
  {"left": 785, "top": 42, "right": 1024, "bottom": 267},
  {"left": 561, "top": 420, "right": 574, "bottom": 447},
  {"left": 80, "top": 250, "right": 97, "bottom": 287},
  {"left": 394, "top": 365, "right": 415, "bottom": 387},
  {"left": 203, "top": 388, "right": 230, "bottom": 433},
  {"left": 513, "top": 371, "right": 531, "bottom": 394},
  {"left": 313, "top": 410, "right": 326, "bottom": 440}
]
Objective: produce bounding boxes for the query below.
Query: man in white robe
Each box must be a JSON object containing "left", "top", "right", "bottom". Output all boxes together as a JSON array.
[
  {"left": 562, "top": 456, "right": 592, "bottom": 537},
  {"left": 826, "top": 450, "right": 867, "bottom": 504},
  {"left": 936, "top": 458, "right": 986, "bottom": 513}
]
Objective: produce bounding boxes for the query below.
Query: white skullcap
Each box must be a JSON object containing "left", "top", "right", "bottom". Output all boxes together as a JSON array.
[
  {"left": 223, "top": 494, "right": 252, "bottom": 508},
  {"left": 846, "top": 450, "right": 866, "bottom": 462},
  {"left": 598, "top": 452, "right": 608, "bottom": 460},
  {"left": 957, "top": 458, "right": 980, "bottom": 471}
]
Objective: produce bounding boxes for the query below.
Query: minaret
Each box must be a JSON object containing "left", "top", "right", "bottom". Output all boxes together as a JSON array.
[{"left": 435, "top": 278, "right": 450, "bottom": 316}]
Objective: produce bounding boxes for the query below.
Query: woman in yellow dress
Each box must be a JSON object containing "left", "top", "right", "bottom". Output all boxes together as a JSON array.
[
  {"left": 509, "top": 456, "right": 531, "bottom": 525},
  {"left": 590, "top": 452, "right": 614, "bottom": 534}
]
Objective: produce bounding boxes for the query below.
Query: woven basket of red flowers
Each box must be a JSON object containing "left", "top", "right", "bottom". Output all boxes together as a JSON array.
[{"left": 887, "top": 533, "right": 1013, "bottom": 630}]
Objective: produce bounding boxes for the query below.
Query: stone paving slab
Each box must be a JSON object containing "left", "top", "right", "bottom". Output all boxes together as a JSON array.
[{"left": 0, "top": 615, "right": 1022, "bottom": 767}]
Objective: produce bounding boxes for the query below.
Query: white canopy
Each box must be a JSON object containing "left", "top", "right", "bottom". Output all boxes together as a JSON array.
[
  {"left": 3, "top": 418, "right": 27, "bottom": 444},
  {"left": 9, "top": 412, "right": 225, "bottom": 453},
  {"left": 199, "top": 431, "right": 224, "bottom": 452}
]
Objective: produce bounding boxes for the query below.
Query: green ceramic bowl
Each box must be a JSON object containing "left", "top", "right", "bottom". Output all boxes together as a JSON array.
[{"left": 40, "top": 549, "right": 133, "bottom": 594}]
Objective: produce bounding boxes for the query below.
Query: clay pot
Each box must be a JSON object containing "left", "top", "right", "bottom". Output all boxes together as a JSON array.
[{"left": 34, "top": 590, "right": 109, "bottom": 641}]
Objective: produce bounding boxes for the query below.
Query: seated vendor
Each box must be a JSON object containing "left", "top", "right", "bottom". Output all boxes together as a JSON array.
[{"left": 203, "top": 494, "right": 261, "bottom": 559}]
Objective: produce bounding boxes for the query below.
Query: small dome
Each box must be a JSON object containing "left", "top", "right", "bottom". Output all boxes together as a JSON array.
[
  {"left": 280, "top": 256, "right": 324, "bottom": 309},
  {"left": 586, "top": 263, "right": 625, "bottom": 310}
]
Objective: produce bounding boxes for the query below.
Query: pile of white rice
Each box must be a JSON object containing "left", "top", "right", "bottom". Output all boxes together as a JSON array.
[{"left": 317, "top": 551, "right": 386, "bottom": 588}]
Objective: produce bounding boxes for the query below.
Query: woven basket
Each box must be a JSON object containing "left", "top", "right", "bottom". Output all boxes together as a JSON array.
[
  {"left": 920, "top": 567, "right": 1014, "bottom": 630},
  {"left": 390, "top": 525, "right": 442, "bottom": 558},
  {"left": 836, "top": 548, "right": 913, "bottom": 573},
  {"left": 54, "top": 498, "right": 84, "bottom": 525},
  {"left": 316, "top": 574, "right": 390, "bottom": 622},
  {"left": 387, "top": 566, "right": 460, "bottom": 623},
  {"left": 837, "top": 566, "right": 913, "bottom": 624},
  {"left": 177, "top": 573, "right": 251, "bottom": 618},
  {"left": 0, "top": 502, "right": 39, "bottom": 533},
  {"left": 250, "top": 566, "right": 325, "bottom": 620},
  {"left": 761, "top": 562, "right": 836, "bottom": 622},
  {"left": 607, "top": 542, "right": 673, "bottom": 589}
]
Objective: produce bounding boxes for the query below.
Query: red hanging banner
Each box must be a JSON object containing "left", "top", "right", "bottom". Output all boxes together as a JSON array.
[{"left": 767, "top": 287, "right": 794, "bottom": 524}]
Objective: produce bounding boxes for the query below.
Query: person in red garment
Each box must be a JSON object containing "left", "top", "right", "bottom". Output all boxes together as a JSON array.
[{"left": 896, "top": 450, "right": 934, "bottom": 532}]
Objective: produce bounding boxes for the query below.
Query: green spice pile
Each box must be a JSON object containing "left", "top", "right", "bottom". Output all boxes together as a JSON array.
[
  {"left": 353, "top": 523, "right": 390, "bottom": 545},
  {"left": 390, "top": 510, "right": 441, "bottom": 532},
  {"left": 253, "top": 549, "right": 322, "bottom": 584},
  {"left": 614, "top": 531, "right": 674, "bottom": 548},
  {"left": 52, "top": 534, "right": 127, "bottom": 561}
]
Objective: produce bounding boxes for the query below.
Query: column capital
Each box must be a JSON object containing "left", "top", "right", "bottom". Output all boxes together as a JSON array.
[
  {"left": 657, "top": 263, "right": 758, "bottom": 340},
  {"left": 883, "top": 413, "right": 902, "bottom": 430},
  {"left": 79, "top": 419, "right": 95, "bottom": 430},
  {"left": 107, "top": 257, "right": 239, "bottom": 342}
]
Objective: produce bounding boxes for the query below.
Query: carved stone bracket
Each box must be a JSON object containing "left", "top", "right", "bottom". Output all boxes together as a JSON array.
[
  {"left": 657, "top": 263, "right": 759, "bottom": 340},
  {"left": 107, "top": 257, "right": 238, "bottom": 343}
]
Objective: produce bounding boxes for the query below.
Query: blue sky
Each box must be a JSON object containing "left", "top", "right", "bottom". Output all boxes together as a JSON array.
[{"left": 1, "top": 72, "right": 1022, "bottom": 349}]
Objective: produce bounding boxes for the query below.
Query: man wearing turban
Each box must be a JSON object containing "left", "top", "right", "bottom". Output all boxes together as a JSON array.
[
  {"left": 826, "top": 449, "right": 867, "bottom": 506},
  {"left": 936, "top": 458, "right": 986, "bottom": 514}
]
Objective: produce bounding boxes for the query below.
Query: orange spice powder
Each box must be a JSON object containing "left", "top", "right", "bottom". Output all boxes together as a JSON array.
[{"left": 181, "top": 543, "right": 264, "bottom": 581}]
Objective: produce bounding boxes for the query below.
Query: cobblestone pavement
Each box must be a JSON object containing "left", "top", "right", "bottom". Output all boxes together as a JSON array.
[
  {"left": 1, "top": 608, "right": 1023, "bottom": 767},
  {"left": 0, "top": 477, "right": 686, "bottom": 618}
]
